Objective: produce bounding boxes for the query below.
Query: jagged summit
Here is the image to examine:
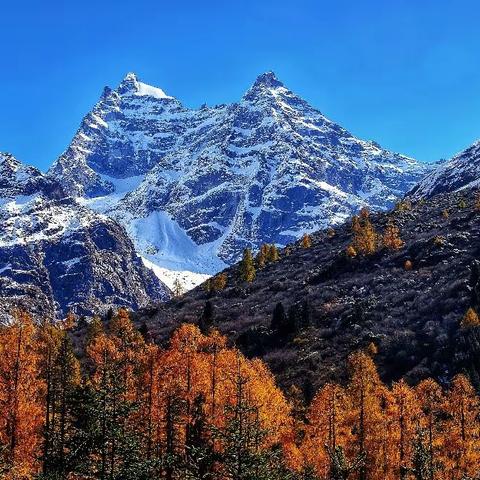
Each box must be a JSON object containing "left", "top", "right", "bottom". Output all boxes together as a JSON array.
[
  {"left": 117, "top": 72, "right": 172, "bottom": 99},
  {"left": 251, "top": 71, "right": 284, "bottom": 89}
]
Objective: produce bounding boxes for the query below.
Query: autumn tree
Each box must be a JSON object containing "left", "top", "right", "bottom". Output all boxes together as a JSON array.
[
  {"left": 415, "top": 379, "right": 444, "bottom": 480},
  {"left": 382, "top": 222, "right": 404, "bottom": 250},
  {"left": 303, "top": 383, "right": 350, "bottom": 477},
  {"left": 0, "top": 311, "right": 44, "bottom": 477},
  {"left": 441, "top": 374, "right": 480, "bottom": 480},
  {"left": 267, "top": 244, "right": 280, "bottom": 263},
  {"left": 391, "top": 380, "right": 421, "bottom": 479},
  {"left": 256, "top": 244, "right": 269, "bottom": 268},
  {"left": 350, "top": 208, "right": 377, "bottom": 255},
  {"left": 346, "top": 351, "right": 384, "bottom": 480},
  {"left": 460, "top": 307, "right": 480, "bottom": 328},
  {"left": 239, "top": 248, "right": 256, "bottom": 283},
  {"left": 301, "top": 234, "right": 312, "bottom": 248}
]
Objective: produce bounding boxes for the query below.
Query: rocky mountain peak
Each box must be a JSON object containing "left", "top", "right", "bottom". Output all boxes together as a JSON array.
[{"left": 252, "top": 71, "right": 284, "bottom": 89}]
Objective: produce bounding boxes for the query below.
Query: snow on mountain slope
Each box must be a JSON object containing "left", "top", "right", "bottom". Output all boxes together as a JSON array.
[
  {"left": 49, "top": 72, "right": 431, "bottom": 286},
  {"left": 409, "top": 140, "right": 480, "bottom": 199},
  {"left": 0, "top": 152, "right": 170, "bottom": 320}
]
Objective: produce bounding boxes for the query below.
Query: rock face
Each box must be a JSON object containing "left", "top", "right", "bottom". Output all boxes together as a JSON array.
[
  {"left": 0, "top": 153, "right": 170, "bottom": 321},
  {"left": 409, "top": 140, "right": 480, "bottom": 199},
  {"left": 49, "top": 72, "right": 430, "bottom": 283}
]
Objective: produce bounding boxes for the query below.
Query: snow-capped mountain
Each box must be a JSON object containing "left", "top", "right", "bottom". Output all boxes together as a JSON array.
[
  {"left": 0, "top": 152, "right": 170, "bottom": 320},
  {"left": 409, "top": 140, "right": 480, "bottom": 199},
  {"left": 49, "top": 72, "right": 430, "bottom": 286}
]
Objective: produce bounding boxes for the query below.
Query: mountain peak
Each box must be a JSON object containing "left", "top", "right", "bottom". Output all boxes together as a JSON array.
[
  {"left": 117, "top": 72, "right": 172, "bottom": 100},
  {"left": 252, "top": 71, "right": 284, "bottom": 89},
  {"left": 0, "top": 152, "right": 22, "bottom": 171}
]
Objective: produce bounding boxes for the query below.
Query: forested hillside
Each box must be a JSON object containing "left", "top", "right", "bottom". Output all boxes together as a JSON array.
[
  {"left": 137, "top": 189, "right": 480, "bottom": 396},
  {"left": 0, "top": 309, "right": 479, "bottom": 479}
]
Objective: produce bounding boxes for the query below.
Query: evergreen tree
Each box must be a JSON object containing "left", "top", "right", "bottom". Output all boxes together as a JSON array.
[
  {"left": 199, "top": 301, "right": 214, "bottom": 334},
  {"left": 172, "top": 278, "right": 184, "bottom": 297},
  {"left": 240, "top": 248, "right": 256, "bottom": 283},
  {"left": 271, "top": 302, "right": 296, "bottom": 338}
]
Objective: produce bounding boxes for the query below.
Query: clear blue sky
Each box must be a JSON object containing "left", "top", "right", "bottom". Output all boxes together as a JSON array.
[{"left": 2, "top": 0, "right": 480, "bottom": 170}]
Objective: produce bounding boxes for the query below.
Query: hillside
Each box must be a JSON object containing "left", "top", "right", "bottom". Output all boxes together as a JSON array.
[{"left": 137, "top": 189, "right": 480, "bottom": 396}]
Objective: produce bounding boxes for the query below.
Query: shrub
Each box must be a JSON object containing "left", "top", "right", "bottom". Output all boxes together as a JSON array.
[
  {"left": 433, "top": 235, "right": 445, "bottom": 247},
  {"left": 442, "top": 209, "right": 449, "bottom": 219},
  {"left": 395, "top": 200, "right": 412, "bottom": 211},
  {"left": 458, "top": 198, "right": 466, "bottom": 209},
  {"left": 404, "top": 260, "right": 413, "bottom": 271}
]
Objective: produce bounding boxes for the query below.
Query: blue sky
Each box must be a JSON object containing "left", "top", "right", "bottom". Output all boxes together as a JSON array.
[{"left": 2, "top": 0, "right": 480, "bottom": 170}]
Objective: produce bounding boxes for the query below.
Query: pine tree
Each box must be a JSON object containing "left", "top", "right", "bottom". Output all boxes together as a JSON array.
[
  {"left": 271, "top": 302, "right": 290, "bottom": 336},
  {"left": 199, "top": 301, "right": 214, "bottom": 334},
  {"left": 239, "top": 248, "right": 256, "bottom": 282},
  {"left": 172, "top": 278, "right": 184, "bottom": 297}
]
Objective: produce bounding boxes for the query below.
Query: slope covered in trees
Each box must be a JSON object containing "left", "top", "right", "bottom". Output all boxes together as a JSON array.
[
  {"left": 137, "top": 188, "right": 480, "bottom": 397},
  {"left": 0, "top": 309, "right": 479, "bottom": 479}
]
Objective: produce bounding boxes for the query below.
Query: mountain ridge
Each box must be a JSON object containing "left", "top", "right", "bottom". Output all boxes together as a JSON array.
[{"left": 48, "top": 71, "right": 431, "bottom": 288}]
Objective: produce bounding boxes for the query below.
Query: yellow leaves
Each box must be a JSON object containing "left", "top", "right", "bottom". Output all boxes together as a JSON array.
[
  {"left": 345, "top": 245, "right": 357, "bottom": 258},
  {"left": 301, "top": 233, "right": 312, "bottom": 248},
  {"left": 382, "top": 222, "right": 404, "bottom": 250},
  {"left": 460, "top": 307, "right": 480, "bottom": 329},
  {"left": 350, "top": 208, "right": 378, "bottom": 255}
]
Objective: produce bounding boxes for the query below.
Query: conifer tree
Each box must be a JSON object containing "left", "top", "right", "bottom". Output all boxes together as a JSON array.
[
  {"left": 460, "top": 307, "right": 480, "bottom": 328},
  {"left": 271, "top": 302, "right": 289, "bottom": 336},
  {"left": 239, "top": 248, "right": 256, "bottom": 282},
  {"left": 382, "top": 222, "right": 404, "bottom": 250},
  {"left": 301, "top": 233, "right": 312, "bottom": 248},
  {"left": 199, "top": 301, "right": 214, "bottom": 334},
  {"left": 267, "top": 244, "right": 280, "bottom": 262},
  {"left": 351, "top": 208, "right": 377, "bottom": 255},
  {"left": 172, "top": 278, "right": 184, "bottom": 297},
  {"left": 256, "top": 244, "right": 269, "bottom": 268}
]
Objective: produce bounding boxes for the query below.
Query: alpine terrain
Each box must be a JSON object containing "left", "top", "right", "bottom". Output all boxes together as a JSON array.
[
  {"left": 409, "top": 139, "right": 480, "bottom": 199},
  {"left": 0, "top": 152, "right": 170, "bottom": 320},
  {"left": 49, "top": 72, "right": 430, "bottom": 289}
]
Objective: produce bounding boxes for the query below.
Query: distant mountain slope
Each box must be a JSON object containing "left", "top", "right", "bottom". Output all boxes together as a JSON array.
[
  {"left": 409, "top": 140, "right": 480, "bottom": 199},
  {"left": 136, "top": 190, "right": 480, "bottom": 395},
  {"left": 0, "top": 153, "right": 170, "bottom": 321},
  {"left": 49, "top": 72, "right": 430, "bottom": 287}
]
